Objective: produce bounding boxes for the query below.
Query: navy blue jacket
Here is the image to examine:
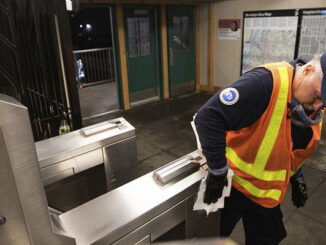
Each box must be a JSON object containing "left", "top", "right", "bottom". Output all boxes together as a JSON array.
[{"left": 195, "top": 60, "right": 312, "bottom": 175}]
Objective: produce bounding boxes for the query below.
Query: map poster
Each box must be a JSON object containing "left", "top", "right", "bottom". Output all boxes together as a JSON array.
[
  {"left": 218, "top": 19, "right": 241, "bottom": 40},
  {"left": 241, "top": 10, "right": 299, "bottom": 74},
  {"left": 297, "top": 9, "right": 326, "bottom": 62}
]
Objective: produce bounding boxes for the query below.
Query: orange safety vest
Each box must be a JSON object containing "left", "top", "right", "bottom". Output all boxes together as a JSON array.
[{"left": 226, "top": 62, "right": 322, "bottom": 208}]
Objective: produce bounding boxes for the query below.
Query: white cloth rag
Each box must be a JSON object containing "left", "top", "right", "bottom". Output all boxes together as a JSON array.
[{"left": 193, "top": 169, "right": 234, "bottom": 216}]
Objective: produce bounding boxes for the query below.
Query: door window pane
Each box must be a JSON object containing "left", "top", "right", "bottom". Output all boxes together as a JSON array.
[
  {"left": 172, "top": 16, "right": 190, "bottom": 52},
  {"left": 173, "top": 17, "right": 182, "bottom": 51},
  {"left": 127, "top": 18, "right": 139, "bottom": 38},
  {"left": 127, "top": 18, "right": 139, "bottom": 57},
  {"left": 139, "top": 18, "right": 151, "bottom": 55},
  {"left": 140, "top": 36, "right": 150, "bottom": 56},
  {"left": 129, "top": 37, "right": 139, "bottom": 57},
  {"left": 181, "top": 16, "right": 189, "bottom": 48},
  {"left": 127, "top": 17, "right": 151, "bottom": 57}
]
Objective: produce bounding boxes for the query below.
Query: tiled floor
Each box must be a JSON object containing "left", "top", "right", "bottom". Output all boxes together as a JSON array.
[
  {"left": 84, "top": 91, "right": 326, "bottom": 245},
  {"left": 79, "top": 82, "right": 119, "bottom": 119}
]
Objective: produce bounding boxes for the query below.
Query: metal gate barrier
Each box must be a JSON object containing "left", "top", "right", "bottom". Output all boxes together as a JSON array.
[{"left": 73, "top": 47, "right": 117, "bottom": 87}]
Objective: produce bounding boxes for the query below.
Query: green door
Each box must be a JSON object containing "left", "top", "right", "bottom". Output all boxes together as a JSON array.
[
  {"left": 124, "top": 7, "right": 159, "bottom": 103},
  {"left": 167, "top": 5, "right": 195, "bottom": 97}
]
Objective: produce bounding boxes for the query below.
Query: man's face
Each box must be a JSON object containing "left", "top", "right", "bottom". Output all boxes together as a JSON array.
[
  {"left": 294, "top": 65, "right": 323, "bottom": 111},
  {"left": 230, "top": 23, "right": 237, "bottom": 31}
]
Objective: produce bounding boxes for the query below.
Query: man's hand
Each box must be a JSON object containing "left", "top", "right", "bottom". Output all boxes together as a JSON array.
[
  {"left": 290, "top": 171, "right": 308, "bottom": 208},
  {"left": 204, "top": 171, "right": 228, "bottom": 205}
]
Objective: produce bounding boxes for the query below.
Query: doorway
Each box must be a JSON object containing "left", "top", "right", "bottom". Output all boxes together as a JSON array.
[
  {"left": 69, "top": 6, "right": 120, "bottom": 120},
  {"left": 123, "top": 6, "right": 160, "bottom": 104},
  {"left": 167, "top": 5, "right": 196, "bottom": 97}
]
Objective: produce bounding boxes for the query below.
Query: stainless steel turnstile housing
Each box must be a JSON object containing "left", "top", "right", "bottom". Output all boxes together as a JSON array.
[
  {"left": 0, "top": 94, "right": 220, "bottom": 245},
  {"left": 36, "top": 118, "right": 137, "bottom": 191}
]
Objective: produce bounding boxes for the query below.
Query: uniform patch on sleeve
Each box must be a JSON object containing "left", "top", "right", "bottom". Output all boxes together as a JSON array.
[{"left": 219, "top": 87, "right": 239, "bottom": 105}]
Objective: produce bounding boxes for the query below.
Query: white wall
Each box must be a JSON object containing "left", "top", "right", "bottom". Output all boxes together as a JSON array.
[{"left": 203, "top": 0, "right": 326, "bottom": 88}]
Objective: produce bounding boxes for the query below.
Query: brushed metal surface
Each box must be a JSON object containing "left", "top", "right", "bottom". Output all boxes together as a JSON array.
[
  {"left": 40, "top": 148, "right": 103, "bottom": 185},
  {"left": 112, "top": 200, "right": 186, "bottom": 245},
  {"left": 0, "top": 93, "right": 76, "bottom": 245},
  {"left": 36, "top": 117, "right": 135, "bottom": 168},
  {"left": 0, "top": 128, "right": 32, "bottom": 245},
  {"left": 103, "top": 136, "right": 137, "bottom": 191},
  {"left": 134, "top": 235, "right": 150, "bottom": 245},
  {"left": 74, "top": 148, "right": 103, "bottom": 172},
  {"left": 37, "top": 118, "right": 135, "bottom": 185},
  {"left": 40, "top": 158, "right": 76, "bottom": 185},
  {"left": 154, "top": 238, "right": 239, "bottom": 245},
  {"left": 80, "top": 121, "right": 118, "bottom": 136},
  {"left": 59, "top": 164, "right": 207, "bottom": 245},
  {"left": 153, "top": 155, "right": 202, "bottom": 185},
  {"left": 43, "top": 168, "right": 75, "bottom": 186}
]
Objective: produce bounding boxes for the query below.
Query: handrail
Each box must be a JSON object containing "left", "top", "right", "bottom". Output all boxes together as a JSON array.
[{"left": 73, "top": 47, "right": 117, "bottom": 87}]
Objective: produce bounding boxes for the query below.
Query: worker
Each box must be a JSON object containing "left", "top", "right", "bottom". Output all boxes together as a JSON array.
[{"left": 194, "top": 53, "right": 326, "bottom": 245}]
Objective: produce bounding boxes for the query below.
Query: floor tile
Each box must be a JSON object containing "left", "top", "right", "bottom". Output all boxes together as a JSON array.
[
  {"left": 166, "top": 138, "right": 197, "bottom": 159},
  {"left": 281, "top": 212, "right": 326, "bottom": 245},
  {"left": 282, "top": 164, "right": 326, "bottom": 220},
  {"left": 229, "top": 220, "right": 245, "bottom": 245},
  {"left": 136, "top": 137, "right": 162, "bottom": 161},
  {"left": 297, "top": 178, "right": 326, "bottom": 226},
  {"left": 281, "top": 189, "right": 296, "bottom": 221},
  {"left": 137, "top": 151, "right": 178, "bottom": 176}
]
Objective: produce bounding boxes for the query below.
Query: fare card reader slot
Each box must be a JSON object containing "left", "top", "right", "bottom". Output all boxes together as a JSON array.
[
  {"left": 80, "top": 120, "right": 121, "bottom": 136},
  {"left": 153, "top": 154, "right": 203, "bottom": 185}
]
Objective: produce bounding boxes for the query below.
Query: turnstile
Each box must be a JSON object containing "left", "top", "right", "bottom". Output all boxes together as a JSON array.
[
  {"left": 36, "top": 118, "right": 137, "bottom": 210},
  {"left": 0, "top": 94, "right": 75, "bottom": 245},
  {"left": 0, "top": 93, "right": 220, "bottom": 245}
]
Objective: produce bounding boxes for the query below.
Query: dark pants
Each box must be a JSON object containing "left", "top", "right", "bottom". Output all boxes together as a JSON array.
[{"left": 220, "top": 187, "right": 287, "bottom": 245}]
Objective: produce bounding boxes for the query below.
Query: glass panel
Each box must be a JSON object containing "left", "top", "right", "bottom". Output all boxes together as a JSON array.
[
  {"left": 172, "top": 16, "right": 190, "bottom": 52},
  {"left": 139, "top": 18, "right": 149, "bottom": 37},
  {"left": 172, "top": 16, "right": 182, "bottom": 51},
  {"left": 127, "top": 17, "right": 151, "bottom": 57},
  {"left": 140, "top": 36, "right": 150, "bottom": 56},
  {"left": 139, "top": 18, "right": 151, "bottom": 55},
  {"left": 129, "top": 37, "right": 140, "bottom": 57},
  {"left": 181, "top": 16, "right": 189, "bottom": 49},
  {"left": 127, "top": 18, "right": 139, "bottom": 57},
  {"left": 139, "top": 18, "right": 151, "bottom": 56},
  {"left": 127, "top": 18, "right": 139, "bottom": 38}
]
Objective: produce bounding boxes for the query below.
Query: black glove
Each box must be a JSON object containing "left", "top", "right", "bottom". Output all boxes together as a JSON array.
[
  {"left": 290, "top": 171, "right": 308, "bottom": 208},
  {"left": 204, "top": 171, "right": 228, "bottom": 205}
]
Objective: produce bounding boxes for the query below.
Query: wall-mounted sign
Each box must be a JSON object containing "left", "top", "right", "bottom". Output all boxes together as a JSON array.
[
  {"left": 134, "top": 9, "right": 148, "bottom": 15},
  {"left": 297, "top": 9, "right": 326, "bottom": 61},
  {"left": 218, "top": 19, "right": 241, "bottom": 40},
  {"left": 241, "top": 10, "right": 298, "bottom": 74}
]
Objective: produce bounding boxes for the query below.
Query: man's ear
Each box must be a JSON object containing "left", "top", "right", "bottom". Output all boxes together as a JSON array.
[{"left": 304, "top": 64, "right": 315, "bottom": 76}]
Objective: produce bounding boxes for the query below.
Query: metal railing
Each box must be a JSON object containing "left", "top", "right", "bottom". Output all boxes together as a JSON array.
[{"left": 73, "top": 47, "right": 117, "bottom": 87}]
